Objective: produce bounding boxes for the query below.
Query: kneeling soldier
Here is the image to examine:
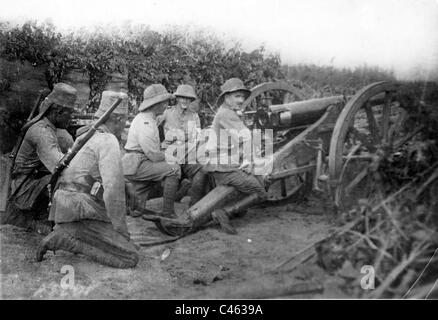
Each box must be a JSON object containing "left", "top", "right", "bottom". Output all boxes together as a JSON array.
[
  {"left": 2, "top": 83, "right": 77, "bottom": 234},
  {"left": 123, "top": 84, "right": 181, "bottom": 219},
  {"left": 36, "top": 91, "right": 139, "bottom": 268}
]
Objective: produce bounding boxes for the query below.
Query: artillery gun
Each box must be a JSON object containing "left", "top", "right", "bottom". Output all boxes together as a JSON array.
[{"left": 146, "top": 81, "right": 414, "bottom": 236}]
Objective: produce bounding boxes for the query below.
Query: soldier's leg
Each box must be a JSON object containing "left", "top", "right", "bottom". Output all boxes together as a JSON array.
[
  {"left": 36, "top": 220, "right": 139, "bottom": 268},
  {"left": 2, "top": 201, "right": 30, "bottom": 227},
  {"left": 2, "top": 196, "right": 52, "bottom": 235},
  {"left": 211, "top": 171, "right": 268, "bottom": 234},
  {"left": 130, "top": 160, "right": 181, "bottom": 218},
  {"left": 3, "top": 174, "right": 52, "bottom": 234},
  {"left": 213, "top": 171, "right": 268, "bottom": 201},
  {"left": 182, "top": 164, "right": 209, "bottom": 206}
]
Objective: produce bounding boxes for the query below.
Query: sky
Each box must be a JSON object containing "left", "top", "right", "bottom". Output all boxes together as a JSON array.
[{"left": 1, "top": 0, "right": 437, "bottom": 80}]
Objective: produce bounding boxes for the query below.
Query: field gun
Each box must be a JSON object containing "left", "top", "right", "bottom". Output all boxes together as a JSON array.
[{"left": 148, "top": 81, "right": 413, "bottom": 236}]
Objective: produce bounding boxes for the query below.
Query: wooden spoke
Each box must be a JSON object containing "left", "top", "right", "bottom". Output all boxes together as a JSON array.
[
  {"left": 349, "top": 127, "right": 376, "bottom": 152},
  {"left": 382, "top": 91, "right": 392, "bottom": 144},
  {"left": 345, "top": 167, "right": 368, "bottom": 194},
  {"left": 328, "top": 81, "right": 407, "bottom": 213},
  {"left": 242, "top": 82, "right": 305, "bottom": 112},
  {"left": 364, "top": 101, "right": 381, "bottom": 145}
]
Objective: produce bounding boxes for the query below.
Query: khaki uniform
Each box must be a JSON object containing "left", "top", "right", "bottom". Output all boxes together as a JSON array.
[
  {"left": 123, "top": 111, "right": 181, "bottom": 214},
  {"left": 56, "top": 128, "right": 74, "bottom": 153},
  {"left": 47, "top": 124, "right": 138, "bottom": 268},
  {"left": 161, "top": 104, "right": 202, "bottom": 178},
  {"left": 2, "top": 117, "right": 64, "bottom": 229},
  {"left": 204, "top": 104, "right": 267, "bottom": 200},
  {"left": 123, "top": 111, "right": 181, "bottom": 181}
]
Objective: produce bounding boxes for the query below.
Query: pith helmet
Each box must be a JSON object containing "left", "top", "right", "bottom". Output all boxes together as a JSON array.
[
  {"left": 139, "top": 84, "right": 173, "bottom": 111},
  {"left": 216, "top": 78, "right": 251, "bottom": 106},
  {"left": 95, "top": 91, "right": 129, "bottom": 118},
  {"left": 174, "top": 84, "right": 197, "bottom": 100}
]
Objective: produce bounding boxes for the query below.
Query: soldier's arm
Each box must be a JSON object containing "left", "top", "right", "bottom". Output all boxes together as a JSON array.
[
  {"left": 135, "top": 120, "right": 166, "bottom": 162},
  {"left": 195, "top": 113, "right": 201, "bottom": 129},
  {"left": 219, "top": 112, "right": 252, "bottom": 145},
  {"left": 219, "top": 111, "right": 253, "bottom": 167},
  {"left": 32, "top": 125, "right": 64, "bottom": 173},
  {"left": 97, "top": 134, "right": 130, "bottom": 239},
  {"left": 56, "top": 128, "right": 74, "bottom": 153}
]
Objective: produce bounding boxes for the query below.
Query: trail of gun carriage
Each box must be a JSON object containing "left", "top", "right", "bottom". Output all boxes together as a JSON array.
[{"left": 0, "top": 21, "right": 437, "bottom": 299}]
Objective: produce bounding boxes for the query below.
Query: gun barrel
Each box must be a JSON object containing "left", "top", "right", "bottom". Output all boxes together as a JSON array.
[{"left": 270, "top": 95, "right": 344, "bottom": 128}]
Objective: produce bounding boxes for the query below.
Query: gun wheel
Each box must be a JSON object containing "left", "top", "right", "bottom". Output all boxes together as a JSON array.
[
  {"left": 241, "top": 82, "right": 305, "bottom": 129},
  {"left": 328, "top": 81, "right": 413, "bottom": 212}
]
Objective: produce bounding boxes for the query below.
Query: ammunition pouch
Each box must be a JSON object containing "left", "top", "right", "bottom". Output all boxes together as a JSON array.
[{"left": 57, "top": 181, "right": 104, "bottom": 201}]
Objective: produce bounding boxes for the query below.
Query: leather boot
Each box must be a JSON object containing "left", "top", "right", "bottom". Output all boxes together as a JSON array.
[
  {"left": 211, "top": 209, "right": 237, "bottom": 235},
  {"left": 174, "top": 179, "right": 192, "bottom": 202},
  {"left": 36, "top": 229, "right": 77, "bottom": 262},
  {"left": 36, "top": 228, "right": 138, "bottom": 268},
  {"left": 161, "top": 175, "right": 179, "bottom": 219},
  {"left": 187, "top": 171, "right": 208, "bottom": 206},
  {"left": 67, "top": 240, "right": 138, "bottom": 268}
]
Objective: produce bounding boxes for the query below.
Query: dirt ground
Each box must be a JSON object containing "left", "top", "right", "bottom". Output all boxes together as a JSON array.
[{"left": 0, "top": 195, "right": 350, "bottom": 299}]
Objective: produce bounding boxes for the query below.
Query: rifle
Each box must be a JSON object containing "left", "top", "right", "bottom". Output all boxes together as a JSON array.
[
  {"left": 0, "top": 90, "right": 49, "bottom": 212},
  {"left": 48, "top": 97, "right": 123, "bottom": 198},
  {"left": 9, "top": 89, "right": 51, "bottom": 166}
]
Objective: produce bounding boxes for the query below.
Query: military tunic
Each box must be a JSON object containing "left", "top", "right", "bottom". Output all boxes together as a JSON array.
[
  {"left": 10, "top": 117, "right": 64, "bottom": 211},
  {"left": 203, "top": 103, "right": 267, "bottom": 200},
  {"left": 48, "top": 124, "right": 138, "bottom": 268},
  {"left": 160, "top": 104, "right": 202, "bottom": 179},
  {"left": 123, "top": 111, "right": 180, "bottom": 182}
]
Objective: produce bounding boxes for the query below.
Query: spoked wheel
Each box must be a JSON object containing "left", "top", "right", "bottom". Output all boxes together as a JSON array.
[
  {"left": 241, "top": 82, "right": 305, "bottom": 128},
  {"left": 328, "top": 81, "right": 411, "bottom": 212}
]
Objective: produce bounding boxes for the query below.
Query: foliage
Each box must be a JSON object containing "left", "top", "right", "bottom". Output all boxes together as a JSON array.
[
  {"left": 315, "top": 84, "right": 438, "bottom": 298},
  {"left": 282, "top": 63, "right": 396, "bottom": 97}
]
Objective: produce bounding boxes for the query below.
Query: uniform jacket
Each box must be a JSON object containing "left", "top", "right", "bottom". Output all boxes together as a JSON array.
[
  {"left": 122, "top": 111, "right": 166, "bottom": 175},
  {"left": 203, "top": 103, "right": 252, "bottom": 172},
  {"left": 160, "top": 104, "right": 201, "bottom": 165},
  {"left": 49, "top": 125, "right": 129, "bottom": 238},
  {"left": 11, "top": 117, "right": 64, "bottom": 209}
]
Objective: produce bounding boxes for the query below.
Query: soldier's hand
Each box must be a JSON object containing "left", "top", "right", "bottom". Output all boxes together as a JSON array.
[{"left": 239, "top": 161, "right": 253, "bottom": 174}]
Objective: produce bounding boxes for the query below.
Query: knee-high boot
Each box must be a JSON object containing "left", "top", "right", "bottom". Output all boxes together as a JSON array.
[
  {"left": 162, "top": 175, "right": 180, "bottom": 219},
  {"left": 187, "top": 171, "right": 208, "bottom": 206}
]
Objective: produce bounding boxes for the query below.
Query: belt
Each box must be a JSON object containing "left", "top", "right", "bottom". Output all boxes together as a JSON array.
[
  {"left": 57, "top": 182, "right": 92, "bottom": 193},
  {"left": 125, "top": 149, "right": 143, "bottom": 154},
  {"left": 57, "top": 181, "right": 104, "bottom": 200}
]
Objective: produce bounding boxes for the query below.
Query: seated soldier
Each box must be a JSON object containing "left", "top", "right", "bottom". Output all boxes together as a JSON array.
[
  {"left": 122, "top": 84, "right": 181, "bottom": 219},
  {"left": 160, "top": 84, "right": 208, "bottom": 206},
  {"left": 1, "top": 83, "right": 77, "bottom": 234},
  {"left": 204, "top": 78, "right": 269, "bottom": 234},
  {"left": 36, "top": 91, "right": 139, "bottom": 268}
]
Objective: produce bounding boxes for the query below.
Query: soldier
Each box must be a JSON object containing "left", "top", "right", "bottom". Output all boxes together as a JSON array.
[
  {"left": 1, "top": 83, "right": 77, "bottom": 235},
  {"left": 204, "top": 78, "right": 268, "bottom": 234},
  {"left": 160, "top": 84, "right": 208, "bottom": 206},
  {"left": 123, "top": 84, "right": 181, "bottom": 219},
  {"left": 36, "top": 91, "right": 139, "bottom": 268}
]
